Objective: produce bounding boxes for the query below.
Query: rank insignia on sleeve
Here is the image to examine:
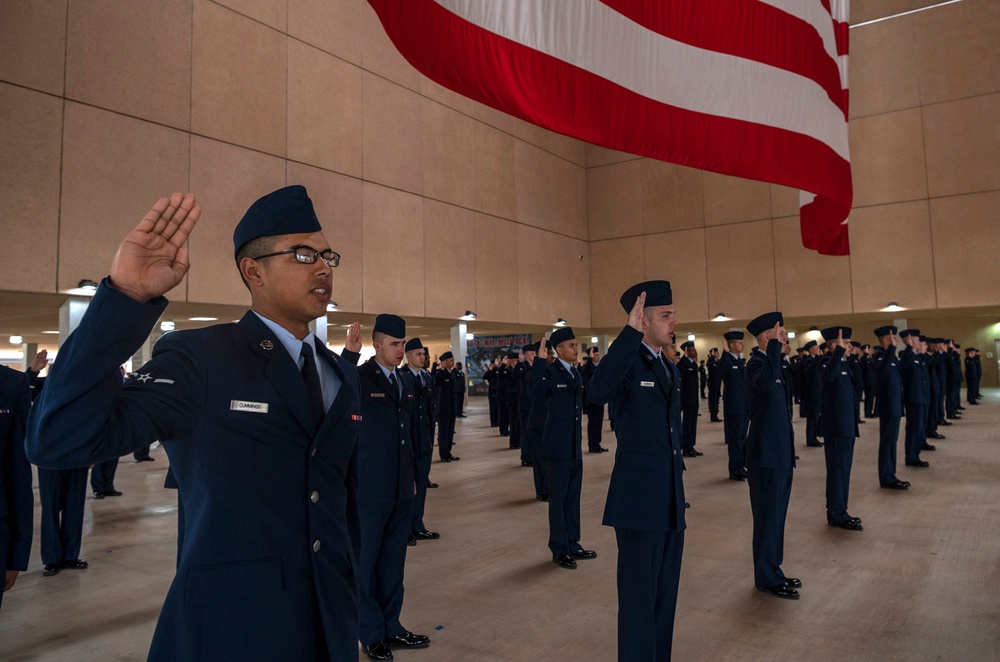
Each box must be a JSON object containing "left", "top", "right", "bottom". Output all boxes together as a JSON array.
[{"left": 260, "top": 340, "right": 274, "bottom": 350}]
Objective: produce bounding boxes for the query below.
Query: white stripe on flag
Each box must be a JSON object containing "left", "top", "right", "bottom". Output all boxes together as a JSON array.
[{"left": 435, "top": 0, "right": 850, "bottom": 160}]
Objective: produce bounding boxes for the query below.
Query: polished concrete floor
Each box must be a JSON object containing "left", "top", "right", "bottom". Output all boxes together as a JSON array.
[{"left": 2, "top": 392, "right": 998, "bottom": 661}]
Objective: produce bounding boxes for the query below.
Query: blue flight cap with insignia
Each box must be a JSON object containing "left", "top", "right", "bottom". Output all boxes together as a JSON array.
[
  {"left": 233, "top": 185, "right": 322, "bottom": 258},
  {"left": 796, "top": 347, "right": 806, "bottom": 353},
  {"left": 899, "top": 328, "right": 919, "bottom": 338},
  {"left": 373, "top": 314, "right": 405, "bottom": 339},
  {"left": 803, "top": 340, "right": 818, "bottom": 350},
  {"left": 521, "top": 344, "right": 535, "bottom": 353},
  {"left": 874, "top": 325, "right": 898, "bottom": 338},
  {"left": 918, "top": 335, "right": 927, "bottom": 343},
  {"left": 529, "top": 341, "right": 541, "bottom": 353},
  {"left": 723, "top": 331, "right": 744, "bottom": 341},
  {"left": 680, "top": 341, "right": 694, "bottom": 350},
  {"left": 821, "top": 326, "right": 852, "bottom": 341},
  {"left": 549, "top": 327, "right": 575, "bottom": 348},
  {"left": 850, "top": 341, "right": 861, "bottom": 348},
  {"left": 746, "top": 311, "right": 784, "bottom": 337},
  {"left": 619, "top": 280, "right": 672, "bottom": 313},
  {"left": 404, "top": 338, "right": 423, "bottom": 353},
  {"left": 440, "top": 351, "right": 454, "bottom": 361}
]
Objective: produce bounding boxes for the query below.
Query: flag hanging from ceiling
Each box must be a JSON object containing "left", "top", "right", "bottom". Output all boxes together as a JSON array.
[{"left": 367, "top": 0, "right": 852, "bottom": 255}]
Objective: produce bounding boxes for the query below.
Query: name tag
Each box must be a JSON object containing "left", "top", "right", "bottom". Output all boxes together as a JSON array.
[
  {"left": 641, "top": 381, "right": 655, "bottom": 387},
  {"left": 230, "top": 400, "right": 268, "bottom": 413},
  {"left": 556, "top": 384, "right": 568, "bottom": 388},
  {"left": 371, "top": 392, "right": 386, "bottom": 398},
  {"left": 776, "top": 379, "right": 782, "bottom": 383},
  {"left": 732, "top": 366, "right": 739, "bottom": 369},
  {"left": 841, "top": 371, "right": 848, "bottom": 375}
]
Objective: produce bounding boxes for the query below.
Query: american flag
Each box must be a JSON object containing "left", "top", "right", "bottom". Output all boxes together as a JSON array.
[{"left": 368, "top": 0, "right": 852, "bottom": 255}]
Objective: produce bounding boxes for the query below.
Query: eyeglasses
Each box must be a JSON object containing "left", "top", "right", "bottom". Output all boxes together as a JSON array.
[{"left": 252, "top": 245, "right": 340, "bottom": 268}]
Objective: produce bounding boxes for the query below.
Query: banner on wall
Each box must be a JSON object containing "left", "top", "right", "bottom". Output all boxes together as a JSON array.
[
  {"left": 368, "top": 0, "right": 852, "bottom": 255},
  {"left": 467, "top": 334, "right": 532, "bottom": 395}
]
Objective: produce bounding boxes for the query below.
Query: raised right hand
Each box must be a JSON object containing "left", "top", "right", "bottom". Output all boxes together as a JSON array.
[
  {"left": 627, "top": 292, "right": 646, "bottom": 333},
  {"left": 110, "top": 193, "right": 201, "bottom": 303}
]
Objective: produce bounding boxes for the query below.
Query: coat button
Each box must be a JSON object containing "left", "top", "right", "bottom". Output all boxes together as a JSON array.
[
  {"left": 310, "top": 448, "right": 317, "bottom": 457},
  {"left": 400, "top": 423, "right": 404, "bottom": 428},
  {"left": 401, "top": 440, "right": 406, "bottom": 445},
  {"left": 310, "top": 491, "right": 319, "bottom": 503},
  {"left": 312, "top": 540, "right": 321, "bottom": 552},
  {"left": 673, "top": 449, "right": 677, "bottom": 456}
]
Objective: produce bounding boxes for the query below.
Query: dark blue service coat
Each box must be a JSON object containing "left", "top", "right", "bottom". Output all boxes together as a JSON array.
[
  {"left": 0, "top": 366, "right": 33, "bottom": 612},
  {"left": 26, "top": 281, "right": 362, "bottom": 662}
]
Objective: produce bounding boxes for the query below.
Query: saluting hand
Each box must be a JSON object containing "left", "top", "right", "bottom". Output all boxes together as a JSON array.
[
  {"left": 889, "top": 330, "right": 898, "bottom": 348},
  {"left": 30, "top": 349, "right": 48, "bottom": 373},
  {"left": 345, "top": 322, "right": 362, "bottom": 353},
  {"left": 627, "top": 292, "right": 646, "bottom": 333},
  {"left": 110, "top": 193, "right": 201, "bottom": 303}
]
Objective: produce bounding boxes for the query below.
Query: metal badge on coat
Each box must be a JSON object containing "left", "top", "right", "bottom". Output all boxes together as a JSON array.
[{"left": 260, "top": 340, "right": 274, "bottom": 350}]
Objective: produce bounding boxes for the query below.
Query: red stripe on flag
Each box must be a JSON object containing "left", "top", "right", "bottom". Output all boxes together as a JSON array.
[
  {"left": 600, "top": 0, "right": 847, "bottom": 115},
  {"left": 368, "top": 0, "right": 851, "bottom": 255},
  {"left": 833, "top": 19, "right": 850, "bottom": 56}
]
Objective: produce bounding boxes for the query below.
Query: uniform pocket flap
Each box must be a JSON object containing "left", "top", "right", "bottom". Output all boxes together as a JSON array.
[{"left": 185, "top": 556, "right": 283, "bottom": 606}]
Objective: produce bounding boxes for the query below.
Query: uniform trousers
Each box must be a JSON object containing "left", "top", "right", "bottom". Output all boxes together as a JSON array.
[
  {"left": 725, "top": 415, "right": 748, "bottom": 475},
  {"left": 507, "top": 402, "right": 521, "bottom": 449},
  {"left": 614, "top": 528, "right": 684, "bottom": 662},
  {"left": 133, "top": 444, "right": 151, "bottom": 461},
  {"left": 0, "top": 525, "right": 9, "bottom": 610},
  {"left": 38, "top": 467, "right": 88, "bottom": 565},
  {"left": 518, "top": 409, "right": 532, "bottom": 464},
  {"left": 823, "top": 435, "right": 856, "bottom": 525},
  {"left": 437, "top": 413, "right": 456, "bottom": 460},
  {"left": 904, "top": 404, "right": 927, "bottom": 464},
  {"left": 805, "top": 407, "right": 821, "bottom": 445},
  {"left": 586, "top": 403, "right": 605, "bottom": 451},
  {"left": 90, "top": 458, "right": 119, "bottom": 493},
  {"left": 488, "top": 395, "right": 498, "bottom": 427},
  {"left": 708, "top": 386, "right": 720, "bottom": 419},
  {"left": 410, "top": 447, "right": 433, "bottom": 533},
  {"left": 529, "top": 429, "right": 548, "bottom": 499},
  {"left": 877, "top": 415, "right": 901, "bottom": 485},
  {"left": 497, "top": 397, "right": 510, "bottom": 435},
  {"left": 967, "top": 379, "right": 980, "bottom": 403},
  {"left": 359, "top": 499, "right": 413, "bottom": 646},
  {"left": 680, "top": 405, "right": 698, "bottom": 453},
  {"left": 542, "top": 459, "right": 583, "bottom": 557},
  {"left": 746, "top": 468, "right": 792, "bottom": 588}
]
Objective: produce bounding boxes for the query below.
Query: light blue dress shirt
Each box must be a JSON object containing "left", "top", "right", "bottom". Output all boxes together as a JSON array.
[{"left": 252, "top": 312, "right": 341, "bottom": 411}]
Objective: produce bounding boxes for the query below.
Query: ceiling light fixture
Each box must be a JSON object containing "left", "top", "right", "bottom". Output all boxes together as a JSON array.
[
  {"left": 590, "top": 336, "right": 599, "bottom": 344},
  {"left": 460, "top": 310, "right": 476, "bottom": 321},
  {"left": 42, "top": 330, "right": 60, "bottom": 335},
  {"left": 465, "top": 332, "right": 475, "bottom": 341},
  {"left": 712, "top": 313, "right": 731, "bottom": 322},
  {"left": 687, "top": 334, "right": 696, "bottom": 342},
  {"left": 9, "top": 335, "right": 23, "bottom": 345},
  {"left": 883, "top": 302, "right": 904, "bottom": 312},
  {"left": 160, "top": 321, "right": 175, "bottom": 332},
  {"left": 66, "top": 279, "right": 100, "bottom": 297},
  {"left": 189, "top": 316, "right": 217, "bottom": 322},
  {"left": 555, "top": 318, "right": 567, "bottom": 327},
  {"left": 326, "top": 302, "right": 338, "bottom": 312},
  {"left": 787, "top": 331, "right": 797, "bottom": 339}
]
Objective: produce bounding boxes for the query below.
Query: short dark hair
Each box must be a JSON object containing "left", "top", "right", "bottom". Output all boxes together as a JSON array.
[{"left": 235, "top": 236, "right": 276, "bottom": 290}]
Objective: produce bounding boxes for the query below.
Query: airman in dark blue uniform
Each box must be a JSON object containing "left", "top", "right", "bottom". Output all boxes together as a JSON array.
[
  {"left": 401, "top": 338, "right": 439, "bottom": 546},
  {"left": 497, "top": 356, "right": 512, "bottom": 438},
  {"left": 484, "top": 359, "right": 500, "bottom": 426},
  {"left": 514, "top": 347, "right": 535, "bottom": 466},
  {"left": 819, "top": 326, "right": 863, "bottom": 531},
  {"left": 899, "top": 330, "right": 930, "bottom": 468},
  {"left": 1, "top": 365, "right": 33, "bottom": 611},
  {"left": 720, "top": 331, "right": 748, "bottom": 478},
  {"left": 965, "top": 348, "right": 981, "bottom": 404},
  {"left": 707, "top": 348, "right": 722, "bottom": 422},
  {"left": 529, "top": 328, "right": 596, "bottom": 570},
  {"left": 678, "top": 341, "right": 700, "bottom": 458},
  {"left": 872, "top": 326, "right": 909, "bottom": 490},
  {"left": 435, "top": 352, "right": 460, "bottom": 462},
  {"left": 453, "top": 361, "right": 466, "bottom": 418},
  {"left": 581, "top": 347, "right": 609, "bottom": 453},
  {"left": 588, "top": 281, "right": 685, "bottom": 662},
  {"left": 861, "top": 344, "right": 877, "bottom": 419},
  {"left": 523, "top": 343, "right": 550, "bottom": 501},
  {"left": 26, "top": 187, "right": 364, "bottom": 660},
  {"left": 743, "top": 312, "right": 800, "bottom": 599},
  {"left": 801, "top": 340, "right": 824, "bottom": 447}
]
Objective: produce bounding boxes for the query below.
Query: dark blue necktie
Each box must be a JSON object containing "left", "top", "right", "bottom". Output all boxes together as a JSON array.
[{"left": 300, "top": 341, "right": 325, "bottom": 428}]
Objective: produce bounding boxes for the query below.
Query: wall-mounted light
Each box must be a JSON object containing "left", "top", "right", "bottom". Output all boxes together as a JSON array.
[
  {"left": 160, "top": 321, "right": 175, "bottom": 332},
  {"left": 9, "top": 335, "right": 23, "bottom": 345},
  {"left": 66, "top": 279, "right": 99, "bottom": 297},
  {"left": 883, "top": 302, "right": 904, "bottom": 312},
  {"left": 326, "top": 302, "right": 338, "bottom": 312},
  {"left": 712, "top": 313, "right": 731, "bottom": 322},
  {"left": 787, "top": 331, "right": 797, "bottom": 339},
  {"left": 687, "top": 334, "right": 696, "bottom": 342},
  {"left": 460, "top": 310, "right": 476, "bottom": 321},
  {"left": 555, "top": 319, "right": 567, "bottom": 327},
  {"left": 42, "top": 330, "right": 59, "bottom": 335},
  {"left": 590, "top": 336, "right": 599, "bottom": 344},
  {"left": 465, "top": 332, "right": 475, "bottom": 341},
  {"left": 189, "top": 317, "right": 217, "bottom": 322}
]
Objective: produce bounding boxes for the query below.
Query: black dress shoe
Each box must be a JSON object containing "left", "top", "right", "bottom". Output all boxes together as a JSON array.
[
  {"left": 93, "top": 491, "right": 105, "bottom": 499},
  {"left": 107, "top": 490, "right": 123, "bottom": 497},
  {"left": 362, "top": 641, "right": 394, "bottom": 660},
  {"left": 906, "top": 460, "right": 930, "bottom": 467},
  {"left": 729, "top": 473, "right": 746, "bottom": 481},
  {"left": 757, "top": 584, "right": 799, "bottom": 599},
  {"left": 858, "top": 419, "right": 866, "bottom": 424},
  {"left": 553, "top": 554, "right": 577, "bottom": 569},
  {"left": 881, "top": 480, "right": 910, "bottom": 490},
  {"left": 521, "top": 461, "right": 533, "bottom": 466},
  {"left": 807, "top": 442, "right": 824, "bottom": 447},
  {"left": 783, "top": 577, "right": 802, "bottom": 589},
  {"left": 569, "top": 549, "right": 597, "bottom": 560},
  {"left": 42, "top": 563, "right": 60, "bottom": 576},
  {"left": 939, "top": 420, "right": 953, "bottom": 426},
  {"left": 600, "top": 447, "right": 609, "bottom": 452},
  {"left": 60, "top": 559, "right": 88, "bottom": 570},
  {"left": 682, "top": 450, "right": 703, "bottom": 457},
  {"left": 386, "top": 631, "right": 430, "bottom": 649},
  {"left": 448, "top": 455, "right": 460, "bottom": 461},
  {"left": 537, "top": 494, "right": 549, "bottom": 502},
  {"left": 685, "top": 502, "right": 690, "bottom": 509},
  {"left": 921, "top": 444, "right": 936, "bottom": 451},
  {"left": 407, "top": 535, "right": 417, "bottom": 547},
  {"left": 710, "top": 417, "right": 722, "bottom": 423},
  {"left": 928, "top": 432, "right": 945, "bottom": 439},
  {"left": 427, "top": 482, "right": 439, "bottom": 488},
  {"left": 412, "top": 530, "right": 440, "bottom": 540},
  {"left": 956, "top": 406, "right": 966, "bottom": 410}
]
